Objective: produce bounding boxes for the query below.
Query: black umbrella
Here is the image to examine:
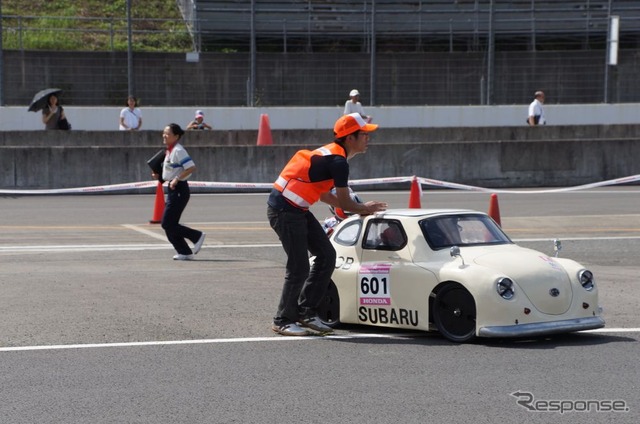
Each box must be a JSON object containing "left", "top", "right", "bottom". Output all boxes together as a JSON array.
[{"left": 28, "top": 88, "right": 63, "bottom": 112}]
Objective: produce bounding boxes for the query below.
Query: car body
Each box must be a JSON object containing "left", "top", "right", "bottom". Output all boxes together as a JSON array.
[{"left": 317, "top": 208, "right": 605, "bottom": 343}]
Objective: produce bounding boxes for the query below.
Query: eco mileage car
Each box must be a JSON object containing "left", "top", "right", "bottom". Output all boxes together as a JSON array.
[{"left": 316, "top": 209, "right": 604, "bottom": 343}]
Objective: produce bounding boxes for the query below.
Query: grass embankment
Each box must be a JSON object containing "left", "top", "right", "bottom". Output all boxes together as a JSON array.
[{"left": 1, "top": 0, "right": 192, "bottom": 51}]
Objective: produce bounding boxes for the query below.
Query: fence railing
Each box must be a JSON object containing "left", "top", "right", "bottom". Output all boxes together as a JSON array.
[
  {"left": 5, "top": 2, "right": 640, "bottom": 53},
  {"left": 2, "top": 1, "right": 640, "bottom": 107}
]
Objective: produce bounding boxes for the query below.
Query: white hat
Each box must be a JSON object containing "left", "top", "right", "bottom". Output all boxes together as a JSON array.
[
  {"left": 195, "top": 110, "right": 204, "bottom": 118},
  {"left": 349, "top": 89, "right": 360, "bottom": 97}
]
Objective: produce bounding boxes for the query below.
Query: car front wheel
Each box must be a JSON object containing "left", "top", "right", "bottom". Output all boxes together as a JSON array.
[
  {"left": 317, "top": 281, "right": 340, "bottom": 328},
  {"left": 433, "top": 282, "right": 477, "bottom": 343}
]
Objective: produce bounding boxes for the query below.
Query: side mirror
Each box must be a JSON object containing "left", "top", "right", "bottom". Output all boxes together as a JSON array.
[{"left": 450, "top": 246, "right": 465, "bottom": 266}]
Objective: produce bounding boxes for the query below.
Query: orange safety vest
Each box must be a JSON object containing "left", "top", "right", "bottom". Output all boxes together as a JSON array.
[{"left": 273, "top": 142, "right": 346, "bottom": 209}]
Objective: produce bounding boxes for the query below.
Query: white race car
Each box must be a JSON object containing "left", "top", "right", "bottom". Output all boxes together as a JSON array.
[{"left": 317, "top": 209, "right": 605, "bottom": 343}]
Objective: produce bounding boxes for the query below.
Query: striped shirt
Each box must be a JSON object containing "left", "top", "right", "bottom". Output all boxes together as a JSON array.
[{"left": 162, "top": 143, "right": 195, "bottom": 182}]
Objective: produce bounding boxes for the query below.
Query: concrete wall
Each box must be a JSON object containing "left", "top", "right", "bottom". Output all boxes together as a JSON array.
[
  {"left": 2, "top": 125, "right": 640, "bottom": 147},
  {"left": 1, "top": 125, "right": 639, "bottom": 190},
  {"left": 2, "top": 103, "right": 640, "bottom": 132}
]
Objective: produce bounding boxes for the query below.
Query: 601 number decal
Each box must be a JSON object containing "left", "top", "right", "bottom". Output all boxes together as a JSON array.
[
  {"left": 358, "top": 264, "right": 392, "bottom": 306},
  {"left": 360, "top": 276, "right": 388, "bottom": 295}
]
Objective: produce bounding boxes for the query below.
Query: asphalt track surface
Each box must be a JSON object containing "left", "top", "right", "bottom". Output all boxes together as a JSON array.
[{"left": 1, "top": 188, "right": 639, "bottom": 424}]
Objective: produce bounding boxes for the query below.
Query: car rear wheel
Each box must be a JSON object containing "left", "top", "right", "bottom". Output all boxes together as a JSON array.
[
  {"left": 317, "top": 281, "right": 340, "bottom": 328},
  {"left": 433, "top": 282, "right": 477, "bottom": 343}
]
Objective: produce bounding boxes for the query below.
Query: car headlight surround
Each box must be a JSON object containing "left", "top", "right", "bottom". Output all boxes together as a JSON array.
[
  {"left": 496, "top": 277, "right": 515, "bottom": 300},
  {"left": 578, "top": 269, "right": 595, "bottom": 291}
]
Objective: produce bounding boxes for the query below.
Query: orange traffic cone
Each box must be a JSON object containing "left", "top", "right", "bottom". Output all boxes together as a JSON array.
[
  {"left": 256, "top": 113, "right": 273, "bottom": 146},
  {"left": 408, "top": 176, "right": 422, "bottom": 208},
  {"left": 149, "top": 181, "right": 165, "bottom": 224},
  {"left": 488, "top": 193, "right": 501, "bottom": 226}
]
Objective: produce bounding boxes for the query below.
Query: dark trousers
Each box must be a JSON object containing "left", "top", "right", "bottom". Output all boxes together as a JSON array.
[
  {"left": 267, "top": 206, "right": 337, "bottom": 325},
  {"left": 161, "top": 181, "right": 202, "bottom": 255}
]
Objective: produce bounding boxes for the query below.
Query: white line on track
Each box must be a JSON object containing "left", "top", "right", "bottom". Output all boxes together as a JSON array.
[
  {"left": 0, "top": 333, "right": 421, "bottom": 352},
  {"left": 0, "top": 243, "right": 281, "bottom": 253},
  {"left": 121, "top": 224, "right": 167, "bottom": 241},
  {"left": 0, "top": 328, "right": 637, "bottom": 353},
  {"left": 189, "top": 221, "right": 269, "bottom": 225},
  {"left": 194, "top": 190, "right": 640, "bottom": 196},
  {"left": 1, "top": 235, "right": 637, "bottom": 253},
  {"left": 515, "top": 236, "right": 640, "bottom": 242},
  {"left": 583, "top": 328, "right": 640, "bottom": 333}
]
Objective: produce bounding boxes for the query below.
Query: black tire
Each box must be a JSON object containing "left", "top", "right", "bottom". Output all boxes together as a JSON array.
[
  {"left": 317, "top": 281, "right": 340, "bottom": 328},
  {"left": 433, "top": 282, "right": 477, "bottom": 343}
]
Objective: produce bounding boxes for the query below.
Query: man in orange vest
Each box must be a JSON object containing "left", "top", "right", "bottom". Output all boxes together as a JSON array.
[{"left": 267, "top": 113, "right": 388, "bottom": 336}]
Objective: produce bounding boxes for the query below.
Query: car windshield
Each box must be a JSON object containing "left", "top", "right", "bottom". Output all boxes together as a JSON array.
[{"left": 419, "top": 214, "right": 511, "bottom": 249}]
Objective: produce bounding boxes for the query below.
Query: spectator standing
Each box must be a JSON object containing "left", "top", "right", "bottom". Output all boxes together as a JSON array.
[
  {"left": 267, "top": 113, "right": 387, "bottom": 336},
  {"left": 343, "top": 89, "right": 372, "bottom": 122},
  {"left": 151, "top": 123, "right": 206, "bottom": 261},
  {"left": 186, "top": 110, "right": 212, "bottom": 130},
  {"left": 41, "top": 94, "right": 66, "bottom": 130},
  {"left": 527, "top": 91, "right": 546, "bottom": 126},
  {"left": 119, "top": 95, "right": 142, "bottom": 130}
]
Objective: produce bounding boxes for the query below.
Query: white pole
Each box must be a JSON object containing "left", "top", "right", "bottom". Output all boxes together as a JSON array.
[{"left": 608, "top": 15, "right": 619, "bottom": 66}]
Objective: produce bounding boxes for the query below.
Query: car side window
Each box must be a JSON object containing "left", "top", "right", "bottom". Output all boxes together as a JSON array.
[
  {"left": 421, "top": 214, "right": 511, "bottom": 249},
  {"left": 334, "top": 220, "right": 362, "bottom": 246},
  {"left": 363, "top": 219, "right": 407, "bottom": 250},
  {"left": 422, "top": 218, "right": 456, "bottom": 248}
]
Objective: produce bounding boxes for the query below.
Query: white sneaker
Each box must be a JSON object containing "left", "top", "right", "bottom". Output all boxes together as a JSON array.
[
  {"left": 299, "top": 316, "right": 334, "bottom": 333},
  {"left": 173, "top": 254, "right": 194, "bottom": 261},
  {"left": 193, "top": 233, "right": 206, "bottom": 254},
  {"left": 271, "top": 323, "right": 309, "bottom": 336}
]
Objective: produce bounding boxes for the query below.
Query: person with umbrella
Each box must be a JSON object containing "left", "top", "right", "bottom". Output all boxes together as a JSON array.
[
  {"left": 41, "top": 93, "right": 67, "bottom": 130},
  {"left": 28, "top": 88, "right": 67, "bottom": 130},
  {"left": 42, "top": 94, "right": 66, "bottom": 130}
]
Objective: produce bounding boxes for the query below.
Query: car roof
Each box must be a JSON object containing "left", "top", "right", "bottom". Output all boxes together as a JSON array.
[{"left": 371, "top": 208, "right": 483, "bottom": 218}]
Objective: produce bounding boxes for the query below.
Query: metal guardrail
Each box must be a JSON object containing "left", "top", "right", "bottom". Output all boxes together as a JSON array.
[{"left": 191, "top": 0, "right": 640, "bottom": 52}]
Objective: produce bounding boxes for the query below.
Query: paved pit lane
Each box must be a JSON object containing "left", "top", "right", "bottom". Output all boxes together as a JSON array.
[{"left": 1, "top": 188, "right": 639, "bottom": 423}]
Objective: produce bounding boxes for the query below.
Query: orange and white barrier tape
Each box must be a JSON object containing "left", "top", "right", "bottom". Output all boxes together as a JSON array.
[
  {"left": 0, "top": 174, "right": 638, "bottom": 195},
  {"left": 414, "top": 174, "right": 640, "bottom": 194}
]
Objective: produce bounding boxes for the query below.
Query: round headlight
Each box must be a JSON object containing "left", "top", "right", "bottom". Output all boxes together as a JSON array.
[
  {"left": 496, "top": 277, "right": 515, "bottom": 300},
  {"left": 578, "top": 269, "right": 595, "bottom": 291}
]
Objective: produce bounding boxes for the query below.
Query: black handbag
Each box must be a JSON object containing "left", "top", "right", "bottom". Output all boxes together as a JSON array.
[
  {"left": 147, "top": 149, "right": 165, "bottom": 176},
  {"left": 525, "top": 115, "right": 540, "bottom": 125},
  {"left": 57, "top": 107, "right": 72, "bottom": 130}
]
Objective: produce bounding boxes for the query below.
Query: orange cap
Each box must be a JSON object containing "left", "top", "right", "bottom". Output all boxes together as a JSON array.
[{"left": 334, "top": 113, "right": 378, "bottom": 139}]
